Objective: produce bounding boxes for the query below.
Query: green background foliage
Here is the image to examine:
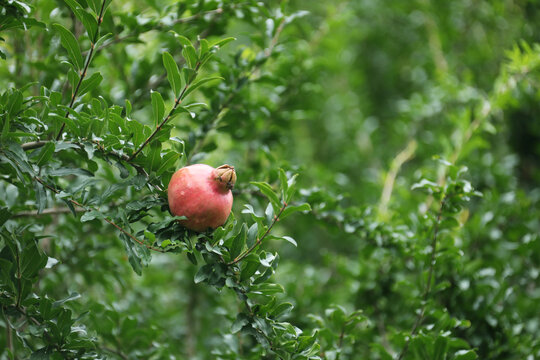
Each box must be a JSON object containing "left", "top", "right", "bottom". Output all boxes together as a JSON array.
[{"left": 1, "top": 0, "right": 540, "bottom": 359}]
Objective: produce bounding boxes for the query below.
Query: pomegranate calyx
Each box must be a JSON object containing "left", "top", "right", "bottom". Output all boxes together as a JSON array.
[{"left": 214, "top": 164, "right": 236, "bottom": 190}]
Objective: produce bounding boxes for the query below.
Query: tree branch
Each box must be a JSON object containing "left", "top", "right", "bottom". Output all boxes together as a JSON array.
[
  {"left": 20, "top": 140, "right": 163, "bottom": 191},
  {"left": 128, "top": 62, "right": 201, "bottom": 161},
  {"left": 34, "top": 176, "right": 165, "bottom": 253},
  {"left": 378, "top": 139, "right": 417, "bottom": 219},
  {"left": 56, "top": 0, "right": 108, "bottom": 140},
  {"left": 227, "top": 203, "right": 287, "bottom": 265}
]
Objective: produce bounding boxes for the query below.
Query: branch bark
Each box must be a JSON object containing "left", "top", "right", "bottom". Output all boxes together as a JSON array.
[{"left": 227, "top": 204, "right": 287, "bottom": 265}]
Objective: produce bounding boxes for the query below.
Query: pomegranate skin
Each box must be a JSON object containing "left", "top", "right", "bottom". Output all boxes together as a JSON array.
[{"left": 168, "top": 164, "right": 234, "bottom": 232}]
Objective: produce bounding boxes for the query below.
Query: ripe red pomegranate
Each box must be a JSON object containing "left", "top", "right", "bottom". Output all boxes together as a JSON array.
[{"left": 167, "top": 164, "right": 236, "bottom": 232}]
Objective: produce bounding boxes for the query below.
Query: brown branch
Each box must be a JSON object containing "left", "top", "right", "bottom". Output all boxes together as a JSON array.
[
  {"left": 227, "top": 203, "right": 287, "bottom": 265},
  {"left": 56, "top": 0, "right": 108, "bottom": 140},
  {"left": 128, "top": 62, "right": 201, "bottom": 161},
  {"left": 20, "top": 140, "right": 163, "bottom": 191},
  {"left": 378, "top": 139, "right": 417, "bottom": 219},
  {"left": 397, "top": 194, "right": 448, "bottom": 360},
  {"left": 34, "top": 176, "right": 165, "bottom": 253}
]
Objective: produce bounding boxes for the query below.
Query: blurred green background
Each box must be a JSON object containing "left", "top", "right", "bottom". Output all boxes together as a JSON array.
[{"left": 1, "top": 0, "right": 540, "bottom": 358}]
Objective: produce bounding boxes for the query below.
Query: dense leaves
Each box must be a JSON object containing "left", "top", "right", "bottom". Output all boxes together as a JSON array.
[{"left": 1, "top": 0, "right": 540, "bottom": 359}]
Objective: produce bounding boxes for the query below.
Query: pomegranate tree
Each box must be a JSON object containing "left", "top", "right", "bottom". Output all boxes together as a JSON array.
[{"left": 167, "top": 164, "right": 236, "bottom": 232}]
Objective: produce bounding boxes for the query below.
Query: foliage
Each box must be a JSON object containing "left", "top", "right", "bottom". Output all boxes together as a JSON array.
[{"left": 1, "top": 0, "right": 540, "bottom": 359}]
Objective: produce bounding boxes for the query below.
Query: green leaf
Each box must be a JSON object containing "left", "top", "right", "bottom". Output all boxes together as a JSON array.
[
  {"left": 53, "top": 292, "right": 81, "bottom": 307},
  {"left": 247, "top": 222, "right": 258, "bottom": 248},
  {"left": 231, "top": 313, "right": 250, "bottom": 333},
  {"left": 156, "top": 152, "right": 180, "bottom": 176},
  {"left": 210, "top": 37, "right": 236, "bottom": 49},
  {"left": 151, "top": 90, "right": 165, "bottom": 127},
  {"left": 35, "top": 142, "right": 55, "bottom": 166},
  {"left": 280, "top": 203, "right": 311, "bottom": 220},
  {"left": 34, "top": 182, "right": 47, "bottom": 213},
  {"left": 194, "top": 264, "right": 212, "bottom": 284},
  {"left": 454, "top": 350, "right": 478, "bottom": 360},
  {"left": 87, "top": 0, "right": 102, "bottom": 14},
  {"left": 80, "top": 210, "right": 103, "bottom": 222},
  {"left": 53, "top": 24, "right": 84, "bottom": 70},
  {"left": 7, "top": 90, "right": 23, "bottom": 118},
  {"left": 0, "top": 207, "right": 11, "bottom": 227},
  {"left": 171, "top": 106, "right": 195, "bottom": 119},
  {"left": 272, "top": 302, "right": 294, "bottom": 318},
  {"left": 120, "top": 233, "right": 143, "bottom": 276},
  {"left": 21, "top": 241, "right": 48, "bottom": 279},
  {"left": 79, "top": 9, "right": 98, "bottom": 40},
  {"left": 78, "top": 72, "right": 102, "bottom": 96},
  {"left": 171, "top": 33, "right": 193, "bottom": 47},
  {"left": 148, "top": 142, "right": 162, "bottom": 172},
  {"left": 94, "top": 33, "right": 112, "bottom": 50},
  {"left": 63, "top": 0, "right": 98, "bottom": 40},
  {"left": 182, "top": 67, "right": 197, "bottom": 84},
  {"left": 162, "top": 52, "right": 182, "bottom": 96},
  {"left": 278, "top": 169, "right": 288, "bottom": 199},
  {"left": 251, "top": 283, "right": 284, "bottom": 295},
  {"left": 230, "top": 223, "right": 247, "bottom": 259},
  {"left": 199, "top": 38, "right": 209, "bottom": 57},
  {"left": 182, "top": 77, "right": 223, "bottom": 99},
  {"left": 240, "top": 259, "right": 259, "bottom": 281},
  {"left": 280, "top": 236, "right": 297, "bottom": 247},
  {"left": 434, "top": 335, "right": 448, "bottom": 360},
  {"left": 251, "top": 181, "right": 281, "bottom": 211},
  {"left": 47, "top": 167, "right": 94, "bottom": 177},
  {"left": 182, "top": 45, "right": 199, "bottom": 68}
]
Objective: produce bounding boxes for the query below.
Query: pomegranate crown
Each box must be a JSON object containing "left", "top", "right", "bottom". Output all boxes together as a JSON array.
[{"left": 214, "top": 164, "right": 236, "bottom": 190}]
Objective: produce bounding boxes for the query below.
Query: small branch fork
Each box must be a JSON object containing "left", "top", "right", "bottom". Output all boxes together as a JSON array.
[
  {"left": 128, "top": 62, "right": 202, "bottom": 161},
  {"left": 397, "top": 194, "right": 448, "bottom": 360},
  {"left": 56, "top": 0, "right": 108, "bottom": 141},
  {"left": 227, "top": 203, "right": 287, "bottom": 265},
  {"left": 34, "top": 176, "right": 165, "bottom": 253}
]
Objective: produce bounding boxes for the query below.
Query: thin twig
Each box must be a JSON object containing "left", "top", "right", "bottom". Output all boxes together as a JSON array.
[
  {"left": 128, "top": 62, "right": 201, "bottom": 161},
  {"left": 227, "top": 203, "right": 287, "bottom": 265},
  {"left": 34, "top": 176, "right": 165, "bottom": 253},
  {"left": 397, "top": 194, "right": 448, "bottom": 360},
  {"left": 20, "top": 140, "right": 163, "bottom": 191},
  {"left": 56, "top": 0, "right": 108, "bottom": 140},
  {"left": 378, "top": 140, "right": 417, "bottom": 219}
]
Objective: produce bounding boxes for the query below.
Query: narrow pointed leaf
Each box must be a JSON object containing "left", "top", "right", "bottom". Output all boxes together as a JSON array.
[
  {"left": 53, "top": 24, "right": 84, "bottom": 70},
  {"left": 162, "top": 52, "right": 182, "bottom": 96}
]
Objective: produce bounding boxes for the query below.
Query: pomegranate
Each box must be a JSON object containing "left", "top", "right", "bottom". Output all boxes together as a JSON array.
[{"left": 167, "top": 164, "right": 236, "bottom": 232}]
